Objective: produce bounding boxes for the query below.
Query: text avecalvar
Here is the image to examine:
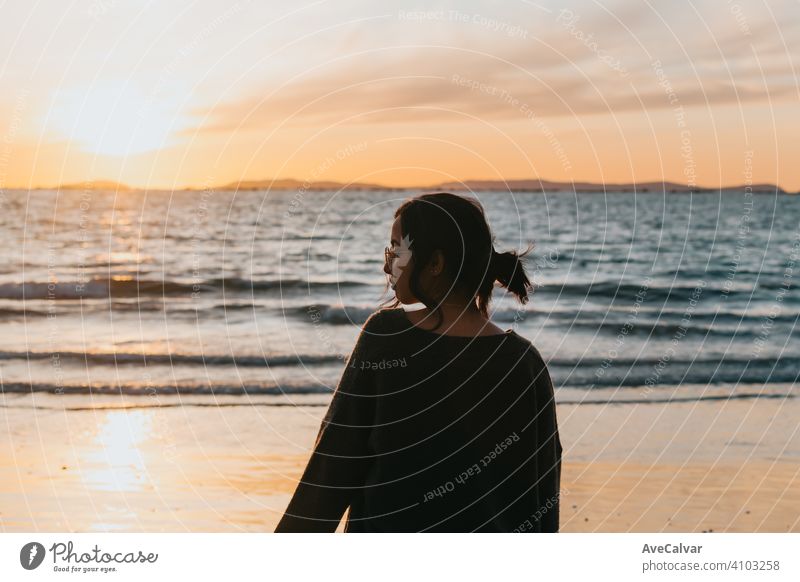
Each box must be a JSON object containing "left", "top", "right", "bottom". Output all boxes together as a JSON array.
[{"left": 642, "top": 543, "right": 702, "bottom": 554}]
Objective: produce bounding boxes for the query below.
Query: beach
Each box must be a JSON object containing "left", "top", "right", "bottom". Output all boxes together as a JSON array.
[{"left": 2, "top": 391, "right": 797, "bottom": 532}]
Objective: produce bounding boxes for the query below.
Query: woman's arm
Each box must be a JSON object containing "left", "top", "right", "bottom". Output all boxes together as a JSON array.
[
  {"left": 274, "top": 311, "right": 382, "bottom": 532},
  {"left": 525, "top": 345, "right": 563, "bottom": 533}
]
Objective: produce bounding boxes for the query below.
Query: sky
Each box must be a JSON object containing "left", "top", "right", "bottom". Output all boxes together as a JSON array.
[{"left": 0, "top": 0, "right": 797, "bottom": 191}]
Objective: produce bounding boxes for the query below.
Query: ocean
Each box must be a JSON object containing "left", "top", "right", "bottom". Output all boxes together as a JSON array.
[{"left": 1, "top": 188, "right": 798, "bottom": 407}]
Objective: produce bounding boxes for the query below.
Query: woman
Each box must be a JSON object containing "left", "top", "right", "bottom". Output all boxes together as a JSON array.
[{"left": 275, "top": 192, "right": 563, "bottom": 532}]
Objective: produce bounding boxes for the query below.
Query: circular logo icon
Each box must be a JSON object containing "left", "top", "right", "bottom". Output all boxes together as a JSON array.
[{"left": 20, "top": 542, "right": 46, "bottom": 570}]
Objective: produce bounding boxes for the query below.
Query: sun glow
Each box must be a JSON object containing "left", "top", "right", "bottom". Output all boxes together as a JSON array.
[{"left": 47, "top": 81, "right": 190, "bottom": 157}]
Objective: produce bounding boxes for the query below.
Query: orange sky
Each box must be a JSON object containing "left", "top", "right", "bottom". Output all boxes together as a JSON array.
[{"left": 1, "top": 1, "right": 797, "bottom": 191}]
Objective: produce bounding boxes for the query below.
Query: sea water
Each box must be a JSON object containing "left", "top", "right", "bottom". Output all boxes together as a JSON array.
[{"left": 0, "top": 188, "right": 797, "bottom": 407}]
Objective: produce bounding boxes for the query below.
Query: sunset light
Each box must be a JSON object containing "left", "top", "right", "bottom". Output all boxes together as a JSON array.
[{"left": 47, "top": 82, "right": 191, "bottom": 157}]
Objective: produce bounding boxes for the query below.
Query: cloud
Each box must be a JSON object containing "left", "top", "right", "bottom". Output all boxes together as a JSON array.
[
  {"left": 192, "top": 49, "right": 795, "bottom": 133},
  {"left": 187, "top": 1, "right": 798, "bottom": 134}
]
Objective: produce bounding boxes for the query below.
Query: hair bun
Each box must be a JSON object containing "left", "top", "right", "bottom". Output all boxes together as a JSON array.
[{"left": 492, "top": 247, "right": 533, "bottom": 304}]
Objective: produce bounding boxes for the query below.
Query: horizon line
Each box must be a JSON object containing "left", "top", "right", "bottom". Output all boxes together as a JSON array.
[{"left": 10, "top": 177, "right": 794, "bottom": 194}]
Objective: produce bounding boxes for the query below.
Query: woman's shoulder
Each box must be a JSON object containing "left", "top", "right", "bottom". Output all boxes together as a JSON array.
[
  {"left": 359, "top": 307, "right": 408, "bottom": 336},
  {"left": 503, "top": 331, "right": 549, "bottom": 370},
  {"left": 363, "top": 307, "right": 401, "bottom": 325},
  {"left": 524, "top": 342, "right": 549, "bottom": 370}
]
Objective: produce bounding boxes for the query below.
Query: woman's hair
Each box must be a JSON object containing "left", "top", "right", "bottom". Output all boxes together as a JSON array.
[{"left": 381, "top": 192, "right": 534, "bottom": 328}]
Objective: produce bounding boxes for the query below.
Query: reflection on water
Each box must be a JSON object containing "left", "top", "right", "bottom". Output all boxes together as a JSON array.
[{"left": 82, "top": 410, "right": 154, "bottom": 493}]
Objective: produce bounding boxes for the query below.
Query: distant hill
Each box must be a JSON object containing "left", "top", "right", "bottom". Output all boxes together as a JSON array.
[
  {"left": 218, "top": 177, "right": 787, "bottom": 194},
  {"left": 218, "top": 178, "right": 405, "bottom": 191},
  {"left": 57, "top": 180, "right": 131, "bottom": 191},
  {"left": 430, "top": 179, "right": 786, "bottom": 194},
  {"left": 42, "top": 177, "right": 788, "bottom": 194}
]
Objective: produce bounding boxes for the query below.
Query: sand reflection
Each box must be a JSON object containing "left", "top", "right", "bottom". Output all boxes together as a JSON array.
[{"left": 82, "top": 410, "right": 154, "bottom": 493}]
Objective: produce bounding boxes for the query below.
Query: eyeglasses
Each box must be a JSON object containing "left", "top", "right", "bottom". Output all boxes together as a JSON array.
[{"left": 385, "top": 246, "right": 411, "bottom": 264}]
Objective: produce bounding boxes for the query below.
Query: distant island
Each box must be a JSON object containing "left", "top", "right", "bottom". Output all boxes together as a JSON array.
[
  {"left": 40, "top": 178, "right": 790, "bottom": 194},
  {"left": 55, "top": 180, "right": 131, "bottom": 191},
  {"left": 216, "top": 178, "right": 403, "bottom": 191},
  {"left": 188, "top": 177, "right": 791, "bottom": 194},
  {"left": 430, "top": 179, "right": 786, "bottom": 194}
]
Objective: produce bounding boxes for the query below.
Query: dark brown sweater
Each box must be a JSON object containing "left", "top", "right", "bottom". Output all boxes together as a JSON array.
[{"left": 275, "top": 307, "right": 563, "bottom": 532}]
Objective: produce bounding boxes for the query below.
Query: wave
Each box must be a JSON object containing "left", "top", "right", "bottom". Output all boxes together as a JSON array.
[
  {"left": 0, "top": 381, "right": 333, "bottom": 396},
  {"left": 0, "top": 307, "right": 50, "bottom": 317},
  {"left": 548, "top": 356, "right": 800, "bottom": 387},
  {"left": 0, "top": 276, "right": 372, "bottom": 300},
  {"left": 0, "top": 350, "right": 343, "bottom": 367},
  {"left": 535, "top": 281, "right": 765, "bottom": 302},
  {"left": 0, "top": 300, "right": 280, "bottom": 317},
  {"left": 3, "top": 358, "right": 797, "bottom": 394},
  {"left": 559, "top": 319, "right": 798, "bottom": 339},
  {"left": 3, "top": 276, "right": 784, "bottom": 303},
  {"left": 541, "top": 307, "right": 800, "bottom": 325},
  {"left": 1, "top": 390, "right": 792, "bottom": 407},
  {"left": 0, "top": 401, "right": 331, "bottom": 411},
  {"left": 5, "top": 296, "right": 800, "bottom": 331},
  {"left": 2, "top": 350, "right": 797, "bottom": 387},
  {"left": 546, "top": 354, "right": 800, "bottom": 369},
  {"left": 571, "top": 392, "right": 795, "bottom": 405}
]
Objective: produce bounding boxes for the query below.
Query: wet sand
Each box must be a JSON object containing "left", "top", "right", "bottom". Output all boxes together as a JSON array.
[{"left": 1, "top": 393, "right": 798, "bottom": 532}]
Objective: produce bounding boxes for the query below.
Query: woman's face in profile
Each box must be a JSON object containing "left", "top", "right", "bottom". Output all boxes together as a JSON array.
[{"left": 385, "top": 217, "right": 416, "bottom": 304}]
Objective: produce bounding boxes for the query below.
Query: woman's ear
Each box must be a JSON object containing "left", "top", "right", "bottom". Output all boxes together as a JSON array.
[{"left": 429, "top": 249, "right": 445, "bottom": 276}]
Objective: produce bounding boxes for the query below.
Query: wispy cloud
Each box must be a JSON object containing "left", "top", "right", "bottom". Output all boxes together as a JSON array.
[{"left": 193, "top": 1, "right": 798, "bottom": 132}]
